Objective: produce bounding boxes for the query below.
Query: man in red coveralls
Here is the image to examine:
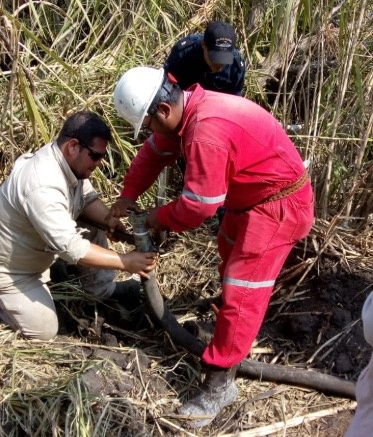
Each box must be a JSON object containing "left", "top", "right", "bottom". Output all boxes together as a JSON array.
[{"left": 112, "top": 66, "right": 314, "bottom": 428}]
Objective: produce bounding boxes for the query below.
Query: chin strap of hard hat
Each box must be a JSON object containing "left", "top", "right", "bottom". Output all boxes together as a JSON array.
[
  {"left": 160, "top": 72, "right": 178, "bottom": 95},
  {"left": 149, "top": 72, "right": 179, "bottom": 115}
]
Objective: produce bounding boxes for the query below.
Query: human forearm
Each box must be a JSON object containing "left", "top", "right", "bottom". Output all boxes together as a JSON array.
[
  {"left": 80, "top": 198, "right": 111, "bottom": 226},
  {"left": 120, "top": 153, "right": 163, "bottom": 199},
  {"left": 78, "top": 243, "right": 157, "bottom": 278},
  {"left": 120, "top": 134, "right": 179, "bottom": 199},
  {"left": 156, "top": 197, "right": 216, "bottom": 232},
  {"left": 80, "top": 198, "right": 130, "bottom": 235},
  {"left": 78, "top": 244, "right": 130, "bottom": 269}
]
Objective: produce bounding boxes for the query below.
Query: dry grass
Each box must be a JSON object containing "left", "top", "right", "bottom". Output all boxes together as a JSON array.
[
  {"left": 1, "top": 0, "right": 373, "bottom": 435},
  {"left": 1, "top": 217, "right": 372, "bottom": 436}
]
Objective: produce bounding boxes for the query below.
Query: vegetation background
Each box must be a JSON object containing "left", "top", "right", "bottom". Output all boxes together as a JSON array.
[{"left": 0, "top": 0, "right": 372, "bottom": 436}]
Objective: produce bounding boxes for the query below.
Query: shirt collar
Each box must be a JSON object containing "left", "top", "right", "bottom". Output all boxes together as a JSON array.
[
  {"left": 51, "top": 141, "right": 79, "bottom": 188},
  {"left": 179, "top": 85, "right": 205, "bottom": 137}
]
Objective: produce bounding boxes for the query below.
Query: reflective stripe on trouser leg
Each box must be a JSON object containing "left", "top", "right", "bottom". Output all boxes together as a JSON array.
[{"left": 203, "top": 185, "right": 314, "bottom": 368}]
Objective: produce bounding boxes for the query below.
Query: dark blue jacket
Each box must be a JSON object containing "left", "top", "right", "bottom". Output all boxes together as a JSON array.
[{"left": 164, "top": 34, "right": 246, "bottom": 96}]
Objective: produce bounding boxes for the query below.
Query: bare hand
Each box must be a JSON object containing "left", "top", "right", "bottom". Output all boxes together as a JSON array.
[
  {"left": 103, "top": 213, "right": 127, "bottom": 241},
  {"left": 146, "top": 207, "right": 166, "bottom": 231},
  {"left": 111, "top": 197, "right": 142, "bottom": 218},
  {"left": 122, "top": 251, "right": 158, "bottom": 279}
]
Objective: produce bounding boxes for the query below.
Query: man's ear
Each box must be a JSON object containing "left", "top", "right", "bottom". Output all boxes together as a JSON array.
[
  {"left": 157, "top": 102, "right": 172, "bottom": 119},
  {"left": 201, "top": 40, "right": 206, "bottom": 49},
  {"left": 64, "top": 138, "right": 80, "bottom": 158}
]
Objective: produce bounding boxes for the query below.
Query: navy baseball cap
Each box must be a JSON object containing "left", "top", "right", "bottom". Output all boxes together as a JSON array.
[{"left": 204, "top": 21, "right": 236, "bottom": 65}]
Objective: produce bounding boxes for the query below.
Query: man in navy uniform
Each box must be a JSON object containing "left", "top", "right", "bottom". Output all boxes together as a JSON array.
[{"left": 164, "top": 20, "right": 246, "bottom": 96}]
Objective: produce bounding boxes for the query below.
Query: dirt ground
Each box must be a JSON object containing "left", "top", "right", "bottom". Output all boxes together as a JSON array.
[
  {"left": 52, "top": 218, "right": 372, "bottom": 436},
  {"left": 258, "top": 255, "right": 372, "bottom": 436}
]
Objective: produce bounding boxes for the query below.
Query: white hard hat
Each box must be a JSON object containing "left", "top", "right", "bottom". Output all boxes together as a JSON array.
[{"left": 113, "top": 66, "right": 164, "bottom": 139}]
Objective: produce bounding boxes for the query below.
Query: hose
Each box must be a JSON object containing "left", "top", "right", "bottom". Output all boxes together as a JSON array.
[
  {"left": 129, "top": 212, "right": 205, "bottom": 356},
  {"left": 128, "top": 211, "right": 356, "bottom": 399},
  {"left": 238, "top": 359, "right": 356, "bottom": 399}
]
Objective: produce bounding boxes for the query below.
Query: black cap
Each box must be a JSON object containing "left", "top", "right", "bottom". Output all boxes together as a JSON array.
[{"left": 204, "top": 21, "right": 236, "bottom": 65}]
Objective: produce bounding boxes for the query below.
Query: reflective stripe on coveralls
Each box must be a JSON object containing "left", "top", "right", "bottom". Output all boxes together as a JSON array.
[
  {"left": 224, "top": 277, "right": 276, "bottom": 289},
  {"left": 202, "top": 182, "right": 314, "bottom": 369},
  {"left": 182, "top": 189, "right": 226, "bottom": 204},
  {"left": 147, "top": 135, "right": 175, "bottom": 157}
]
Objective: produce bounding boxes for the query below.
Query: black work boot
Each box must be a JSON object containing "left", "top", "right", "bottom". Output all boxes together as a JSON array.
[
  {"left": 49, "top": 259, "right": 78, "bottom": 283},
  {"left": 178, "top": 365, "right": 238, "bottom": 428},
  {"left": 110, "top": 278, "right": 143, "bottom": 311}
]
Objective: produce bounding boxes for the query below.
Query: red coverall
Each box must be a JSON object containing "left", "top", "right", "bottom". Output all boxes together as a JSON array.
[{"left": 120, "top": 85, "right": 314, "bottom": 368}]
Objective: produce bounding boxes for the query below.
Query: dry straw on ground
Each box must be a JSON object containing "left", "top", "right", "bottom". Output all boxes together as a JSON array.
[
  {"left": 1, "top": 0, "right": 372, "bottom": 435},
  {"left": 1, "top": 217, "right": 371, "bottom": 436}
]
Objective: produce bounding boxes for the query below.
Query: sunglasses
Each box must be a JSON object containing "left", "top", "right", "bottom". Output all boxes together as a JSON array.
[{"left": 78, "top": 140, "right": 107, "bottom": 161}]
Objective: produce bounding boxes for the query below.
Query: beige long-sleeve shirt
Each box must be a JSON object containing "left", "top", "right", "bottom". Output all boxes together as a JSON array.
[{"left": 0, "top": 142, "right": 99, "bottom": 277}]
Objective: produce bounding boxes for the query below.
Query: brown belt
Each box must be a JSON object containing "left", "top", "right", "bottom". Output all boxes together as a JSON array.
[
  {"left": 227, "top": 170, "right": 309, "bottom": 213},
  {"left": 263, "top": 170, "right": 309, "bottom": 203}
]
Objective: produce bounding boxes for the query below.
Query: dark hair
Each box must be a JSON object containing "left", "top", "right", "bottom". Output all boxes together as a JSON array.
[
  {"left": 148, "top": 75, "right": 182, "bottom": 116},
  {"left": 56, "top": 111, "right": 112, "bottom": 147}
]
